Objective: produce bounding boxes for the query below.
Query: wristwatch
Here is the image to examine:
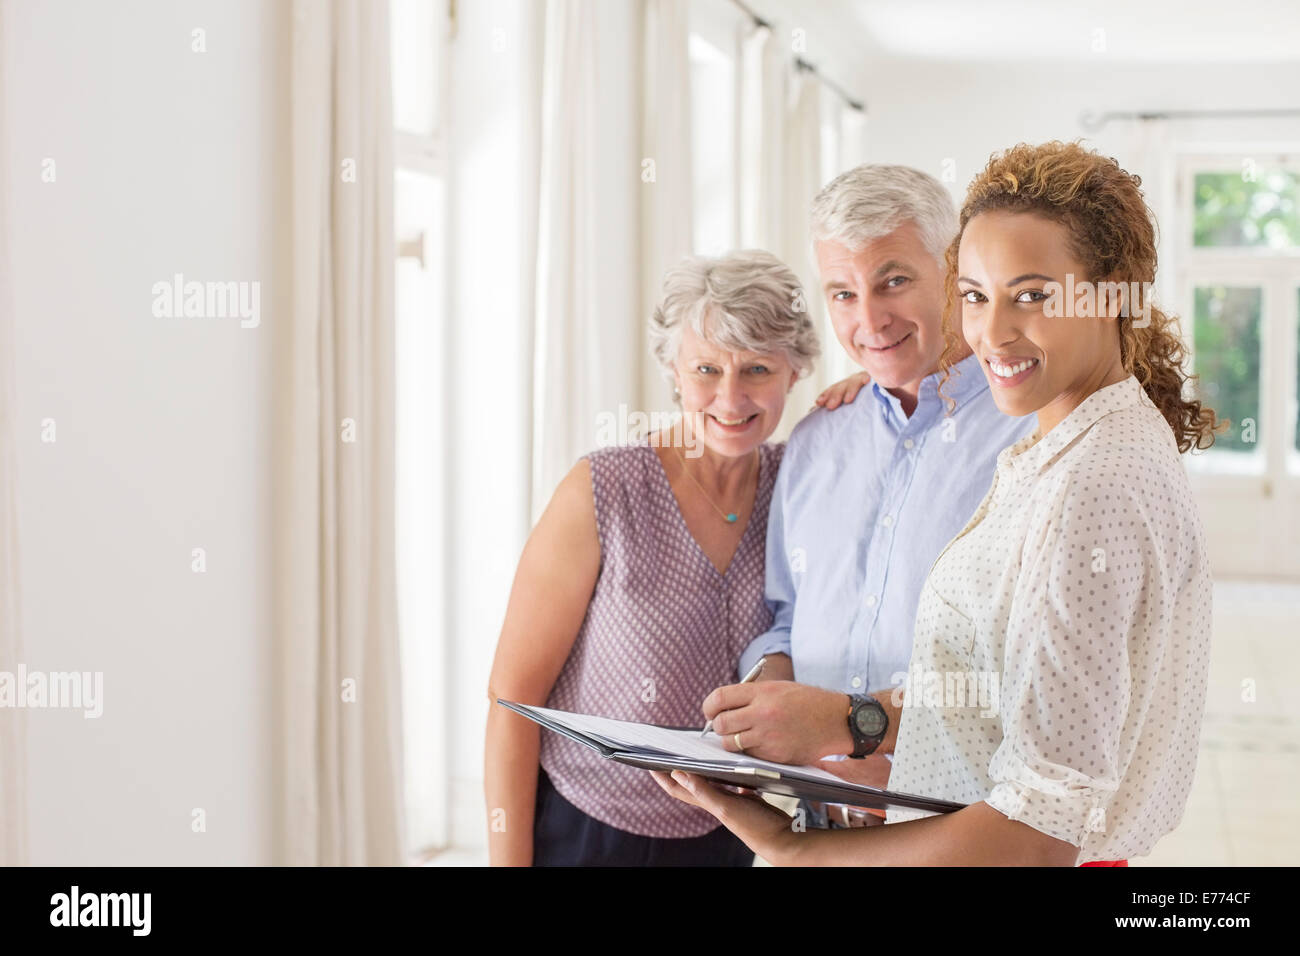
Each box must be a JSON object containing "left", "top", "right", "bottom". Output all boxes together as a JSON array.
[{"left": 846, "top": 693, "right": 888, "bottom": 758}]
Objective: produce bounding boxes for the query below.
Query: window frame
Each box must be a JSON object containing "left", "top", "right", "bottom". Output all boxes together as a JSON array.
[
  {"left": 392, "top": 0, "right": 452, "bottom": 861},
  {"left": 1175, "top": 149, "right": 1300, "bottom": 488}
]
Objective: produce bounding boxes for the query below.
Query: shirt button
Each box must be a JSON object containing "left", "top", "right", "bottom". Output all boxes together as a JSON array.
[
  {"left": 881, "top": 515, "right": 894, "bottom": 527},
  {"left": 903, "top": 438, "right": 915, "bottom": 449},
  {"left": 851, "top": 676, "right": 863, "bottom": 688},
  {"left": 865, "top": 594, "right": 877, "bottom": 607}
]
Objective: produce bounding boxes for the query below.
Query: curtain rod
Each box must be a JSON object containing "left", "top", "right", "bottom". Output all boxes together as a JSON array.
[
  {"left": 727, "top": 0, "right": 866, "bottom": 113},
  {"left": 1080, "top": 107, "right": 1300, "bottom": 132}
]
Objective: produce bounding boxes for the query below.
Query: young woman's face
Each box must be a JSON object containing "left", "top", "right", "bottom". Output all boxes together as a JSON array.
[
  {"left": 956, "top": 210, "right": 1125, "bottom": 434},
  {"left": 673, "top": 324, "right": 797, "bottom": 457}
]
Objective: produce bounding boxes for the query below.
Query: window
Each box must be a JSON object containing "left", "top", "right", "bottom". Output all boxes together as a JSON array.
[
  {"left": 688, "top": 6, "right": 740, "bottom": 254},
  {"left": 1191, "top": 285, "right": 1262, "bottom": 459},
  {"left": 1295, "top": 287, "right": 1300, "bottom": 458},
  {"left": 391, "top": 0, "right": 450, "bottom": 858},
  {"left": 1193, "top": 169, "right": 1300, "bottom": 249},
  {"left": 1179, "top": 153, "right": 1300, "bottom": 476}
]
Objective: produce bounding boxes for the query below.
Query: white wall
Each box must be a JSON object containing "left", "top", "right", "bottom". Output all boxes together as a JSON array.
[
  {"left": 3, "top": 0, "right": 280, "bottom": 865},
  {"left": 850, "top": 58, "right": 1300, "bottom": 207}
]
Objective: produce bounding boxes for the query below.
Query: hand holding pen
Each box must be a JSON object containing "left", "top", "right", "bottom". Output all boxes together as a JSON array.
[{"left": 701, "top": 657, "right": 765, "bottom": 737}]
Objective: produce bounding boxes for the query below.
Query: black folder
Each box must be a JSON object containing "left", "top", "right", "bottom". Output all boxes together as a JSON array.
[{"left": 499, "top": 699, "right": 966, "bottom": 815}]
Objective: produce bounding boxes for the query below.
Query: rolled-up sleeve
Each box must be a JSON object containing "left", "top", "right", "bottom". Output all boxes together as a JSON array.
[{"left": 985, "top": 473, "right": 1148, "bottom": 847}]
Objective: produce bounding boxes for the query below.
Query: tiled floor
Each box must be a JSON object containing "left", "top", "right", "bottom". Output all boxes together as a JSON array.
[
  {"left": 1133, "top": 580, "right": 1300, "bottom": 866},
  {"left": 432, "top": 580, "right": 1300, "bottom": 867}
]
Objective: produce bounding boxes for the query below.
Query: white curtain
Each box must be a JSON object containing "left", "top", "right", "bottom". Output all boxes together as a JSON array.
[
  {"left": 839, "top": 94, "right": 869, "bottom": 171},
  {"left": 777, "top": 68, "right": 834, "bottom": 429},
  {"left": 738, "top": 24, "right": 842, "bottom": 435},
  {"left": 0, "top": 0, "right": 27, "bottom": 868},
  {"left": 819, "top": 88, "right": 843, "bottom": 191},
  {"left": 639, "top": 0, "right": 694, "bottom": 416},
  {"left": 738, "top": 22, "right": 786, "bottom": 251},
  {"left": 532, "top": 0, "right": 641, "bottom": 518},
  {"left": 275, "top": 0, "right": 406, "bottom": 866},
  {"left": 1124, "top": 118, "right": 1174, "bottom": 309}
]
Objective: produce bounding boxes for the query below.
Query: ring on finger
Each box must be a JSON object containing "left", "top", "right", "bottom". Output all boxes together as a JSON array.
[{"left": 734, "top": 732, "right": 744, "bottom": 752}]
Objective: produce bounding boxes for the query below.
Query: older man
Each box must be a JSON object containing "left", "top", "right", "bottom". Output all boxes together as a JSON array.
[{"left": 703, "top": 165, "right": 1035, "bottom": 826}]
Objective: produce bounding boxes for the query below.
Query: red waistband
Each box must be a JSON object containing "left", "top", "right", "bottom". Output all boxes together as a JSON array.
[{"left": 1080, "top": 859, "right": 1129, "bottom": 867}]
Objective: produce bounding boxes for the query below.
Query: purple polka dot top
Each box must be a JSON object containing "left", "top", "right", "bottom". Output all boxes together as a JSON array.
[{"left": 539, "top": 439, "right": 785, "bottom": 838}]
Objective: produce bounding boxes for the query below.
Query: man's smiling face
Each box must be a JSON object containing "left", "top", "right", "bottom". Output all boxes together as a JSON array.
[{"left": 815, "top": 221, "right": 953, "bottom": 390}]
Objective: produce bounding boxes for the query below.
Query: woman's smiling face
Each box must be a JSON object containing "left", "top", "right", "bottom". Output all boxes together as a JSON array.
[
  {"left": 955, "top": 209, "right": 1126, "bottom": 436},
  {"left": 672, "top": 324, "right": 796, "bottom": 456}
]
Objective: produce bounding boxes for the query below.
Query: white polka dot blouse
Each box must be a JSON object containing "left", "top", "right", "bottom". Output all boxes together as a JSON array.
[{"left": 884, "top": 375, "right": 1213, "bottom": 863}]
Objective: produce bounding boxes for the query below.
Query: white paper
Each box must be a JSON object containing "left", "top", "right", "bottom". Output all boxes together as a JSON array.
[{"left": 525, "top": 703, "right": 875, "bottom": 789}]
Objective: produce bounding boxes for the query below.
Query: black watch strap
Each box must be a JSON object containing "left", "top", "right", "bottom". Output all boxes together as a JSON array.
[{"left": 847, "top": 693, "right": 887, "bottom": 758}]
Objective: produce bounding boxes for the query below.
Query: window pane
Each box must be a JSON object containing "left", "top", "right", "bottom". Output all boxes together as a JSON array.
[
  {"left": 395, "top": 169, "right": 447, "bottom": 851},
  {"left": 689, "top": 32, "right": 735, "bottom": 254},
  {"left": 1193, "top": 285, "right": 1262, "bottom": 453},
  {"left": 1193, "top": 170, "right": 1300, "bottom": 249},
  {"left": 391, "top": 0, "right": 443, "bottom": 138}
]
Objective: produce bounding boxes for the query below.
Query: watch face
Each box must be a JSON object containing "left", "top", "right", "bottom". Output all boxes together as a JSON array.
[{"left": 855, "top": 704, "right": 886, "bottom": 737}]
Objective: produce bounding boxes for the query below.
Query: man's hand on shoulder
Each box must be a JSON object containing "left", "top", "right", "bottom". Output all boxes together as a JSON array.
[{"left": 814, "top": 370, "right": 872, "bottom": 410}]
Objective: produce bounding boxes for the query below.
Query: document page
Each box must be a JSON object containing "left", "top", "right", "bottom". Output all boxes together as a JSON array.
[{"left": 522, "top": 703, "right": 869, "bottom": 788}]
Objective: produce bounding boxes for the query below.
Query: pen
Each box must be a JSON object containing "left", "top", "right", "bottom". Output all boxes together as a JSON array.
[{"left": 701, "top": 657, "right": 765, "bottom": 737}]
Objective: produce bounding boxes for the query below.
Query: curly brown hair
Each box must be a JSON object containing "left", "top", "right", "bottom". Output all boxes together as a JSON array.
[{"left": 938, "top": 140, "right": 1225, "bottom": 453}]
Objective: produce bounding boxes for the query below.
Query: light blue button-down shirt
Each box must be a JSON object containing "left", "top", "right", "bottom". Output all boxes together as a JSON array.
[{"left": 739, "top": 352, "right": 1037, "bottom": 694}]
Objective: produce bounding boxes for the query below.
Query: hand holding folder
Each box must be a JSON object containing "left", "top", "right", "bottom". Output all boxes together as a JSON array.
[{"left": 498, "top": 699, "right": 965, "bottom": 815}]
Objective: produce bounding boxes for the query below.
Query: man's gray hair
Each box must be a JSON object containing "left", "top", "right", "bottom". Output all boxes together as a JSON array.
[
  {"left": 649, "top": 250, "right": 820, "bottom": 388},
  {"left": 809, "top": 164, "right": 958, "bottom": 268}
]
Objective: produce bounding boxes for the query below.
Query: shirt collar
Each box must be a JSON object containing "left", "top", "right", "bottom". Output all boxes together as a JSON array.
[
  {"left": 869, "top": 351, "right": 990, "bottom": 423},
  {"left": 999, "top": 374, "right": 1146, "bottom": 478}
]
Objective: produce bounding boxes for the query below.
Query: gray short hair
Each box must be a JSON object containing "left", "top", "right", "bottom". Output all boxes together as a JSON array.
[
  {"left": 809, "top": 164, "right": 958, "bottom": 268},
  {"left": 649, "top": 250, "right": 820, "bottom": 387}
]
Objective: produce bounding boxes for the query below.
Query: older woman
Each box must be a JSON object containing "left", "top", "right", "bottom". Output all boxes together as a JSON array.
[
  {"left": 485, "top": 250, "right": 871, "bottom": 867},
  {"left": 654, "top": 142, "right": 1221, "bottom": 866}
]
